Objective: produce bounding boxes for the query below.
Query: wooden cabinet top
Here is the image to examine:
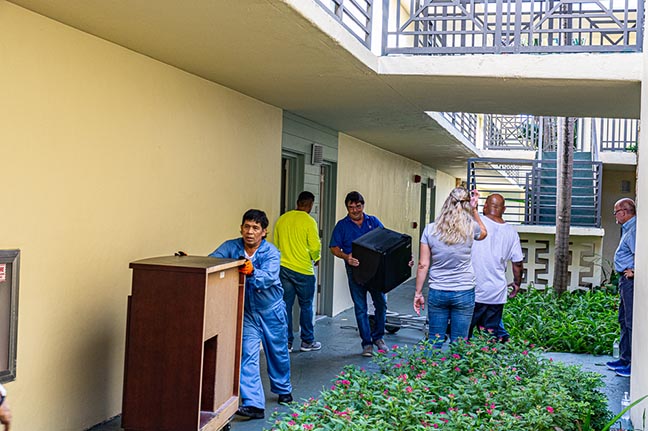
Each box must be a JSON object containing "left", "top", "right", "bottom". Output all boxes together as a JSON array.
[{"left": 129, "top": 255, "right": 243, "bottom": 274}]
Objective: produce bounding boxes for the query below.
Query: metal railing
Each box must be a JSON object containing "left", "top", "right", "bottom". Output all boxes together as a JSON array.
[
  {"left": 315, "top": 0, "right": 374, "bottom": 47},
  {"left": 442, "top": 112, "right": 478, "bottom": 143},
  {"left": 485, "top": 115, "right": 551, "bottom": 150},
  {"left": 480, "top": 115, "right": 638, "bottom": 154},
  {"left": 594, "top": 118, "right": 639, "bottom": 152},
  {"left": 467, "top": 157, "right": 603, "bottom": 227},
  {"left": 384, "top": 0, "right": 643, "bottom": 55}
]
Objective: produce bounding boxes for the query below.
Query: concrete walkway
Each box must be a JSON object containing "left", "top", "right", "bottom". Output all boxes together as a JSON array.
[{"left": 91, "top": 279, "right": 630, "bottom": 431}]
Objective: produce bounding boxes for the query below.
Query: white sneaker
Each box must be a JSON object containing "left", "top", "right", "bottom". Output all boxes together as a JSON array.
[{"left": 300, "top": 341, "right": 322, "bottom": 352}]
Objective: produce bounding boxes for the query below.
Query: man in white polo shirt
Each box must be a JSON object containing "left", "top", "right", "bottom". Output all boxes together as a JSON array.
[{"left": 470, "top": 194, "right": 524, "bottom": 341}]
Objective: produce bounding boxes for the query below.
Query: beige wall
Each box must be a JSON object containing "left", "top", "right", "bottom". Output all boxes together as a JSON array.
[
  {"left": 433, "top": 170, "right": 457, "bottom": 219},
  {"left": 601, "top": 167, "right": 636, "bottom": 275},
  {"left": 631, "top": 24, "right": 648, "bottom": 423},
  {"left": 331, "top": 134, "right": 425, "bottom": 315},
  {"left": 0, "top": 3, "right": 281, "bottom": 430}
]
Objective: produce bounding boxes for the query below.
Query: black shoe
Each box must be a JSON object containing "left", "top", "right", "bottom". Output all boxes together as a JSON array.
[
  {"left": 235, "top": 406, "right": 265, "bottom": 419},
  {"left": 278, "top": 393, "right": 293, "bottom": 405}
]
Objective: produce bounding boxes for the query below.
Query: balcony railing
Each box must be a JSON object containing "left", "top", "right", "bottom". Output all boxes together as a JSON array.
[
  {"left": 481, "top": 115, "right": 638, "bottom": 153},
  {"left": 467, "top": 157, "right": 603, "bottom": 227},
  {"left": 442, "top": 112, "right": 478, "bottom": 143},
  {"left": 594, "top": 118, "right": 639, "bottom": 152},
  {"left": 384, "top": 0, "right": 643, "bottom": 54},
  {"left": 315, "top": 0, "right": 373, "bottom": 47}
]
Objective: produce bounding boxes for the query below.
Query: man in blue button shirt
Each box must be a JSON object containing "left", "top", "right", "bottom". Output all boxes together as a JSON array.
[
  {"left": 606, "top": 198, "right": 636, "bottom": 378},
  {"left": 330, "top": 191, "right": 388, "bottom": 357}
]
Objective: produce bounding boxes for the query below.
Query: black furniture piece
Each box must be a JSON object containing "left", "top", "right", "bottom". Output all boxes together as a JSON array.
[{"left": 352, "top": 227, "right": 412, "bottom": 293}]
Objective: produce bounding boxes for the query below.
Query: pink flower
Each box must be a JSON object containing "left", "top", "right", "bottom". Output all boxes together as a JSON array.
[
  {"left": 547, "top": 406, "right": 555, "bottom": 413},
  {"left": 292, "top": 413, "right": 299, "bottom": 418},
  {"left": 454, "top": 367, "right": 461, "bottom": 372},
  {"left": 288, "top": 420, "right": 296, "bottom": 426},
  {"left": 515, "top": 376, "right": 521, "bottom": 381},
  {"left": 303, "top": 425, "right": 314, "bottom": 430},
  {"left": 452, "top": 354, "right": 461, "bottom": 359},
  {"left": 522, "top": 350, "right": 528, "bottom": 355},
  {"left": 406, "top": 386, "right": 413, "bottom": 393}
]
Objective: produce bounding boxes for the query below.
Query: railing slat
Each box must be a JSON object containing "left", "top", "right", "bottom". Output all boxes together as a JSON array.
[
  {"left": 385, "top": 0, "right": 643, "bottom": 54},
  {"left": 468, "top": 157, "right": 603, "bottom": 228}
]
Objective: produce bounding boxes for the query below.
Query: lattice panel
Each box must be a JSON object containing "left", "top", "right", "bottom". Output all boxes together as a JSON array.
[{"left": 514, "top": 234, "right": 601, "bottom": 290}]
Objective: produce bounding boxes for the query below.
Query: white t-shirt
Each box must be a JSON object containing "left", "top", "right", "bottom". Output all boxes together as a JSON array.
[{"left": 471, "top": 217, "right": 524, "bottom": 304}]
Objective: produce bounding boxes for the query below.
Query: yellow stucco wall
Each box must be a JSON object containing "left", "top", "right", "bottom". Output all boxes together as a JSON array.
[
  {"left": 0, "top": 3, "right": 281, "bottom": 429},
  {"left": 631, "top": 17, "right": 648, "bottom": 422},
  {"left": 331, "top": 133, "right": 424, "bottom": 316},
  {"left": 600, "top": 168, "right": 636, "bottom": 273},
  {"left": 433, "top": 170, "right": 457, "bottom": 219}
]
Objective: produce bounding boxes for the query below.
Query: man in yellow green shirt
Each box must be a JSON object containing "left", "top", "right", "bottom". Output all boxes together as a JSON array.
[{"left": 274, "top": 191, "right": 322, "bottom": 352}]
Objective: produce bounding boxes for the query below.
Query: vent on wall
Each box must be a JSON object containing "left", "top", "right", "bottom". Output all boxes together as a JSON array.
[{"left": 311, "top": 144, "right": 324, "bottom": 165}]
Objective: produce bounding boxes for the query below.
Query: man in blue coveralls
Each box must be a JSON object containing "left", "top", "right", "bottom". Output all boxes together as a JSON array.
[
  {"left": 330, "top": 191, "right": 389, "bottom": 357},
  {"left": 209, "top": 209, "right": 292, "bottom": 420}
]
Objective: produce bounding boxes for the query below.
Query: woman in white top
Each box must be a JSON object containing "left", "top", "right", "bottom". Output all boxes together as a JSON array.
[{"left": 413, "top": 187, "right": 487, "bottom": 346}]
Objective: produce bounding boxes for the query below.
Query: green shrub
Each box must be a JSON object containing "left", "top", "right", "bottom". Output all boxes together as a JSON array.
[
  {"left": 503, "top": 287, "right": 619, "bottom": 355},
  {"left": 268, "top": 335, "right": 611, "bottom": 431}
]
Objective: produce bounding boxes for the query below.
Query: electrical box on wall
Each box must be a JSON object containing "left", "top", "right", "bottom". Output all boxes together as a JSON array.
[{"left": 621, "top": 180, "right": 631, "bottom": 193}]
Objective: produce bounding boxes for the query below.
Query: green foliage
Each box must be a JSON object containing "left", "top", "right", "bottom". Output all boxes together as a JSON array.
[
  {"left": 503, "top": 287, "right": 619, "bottom": 355},
  {"left": 267, "top": 335, "right": 611, "bottom": 431}
]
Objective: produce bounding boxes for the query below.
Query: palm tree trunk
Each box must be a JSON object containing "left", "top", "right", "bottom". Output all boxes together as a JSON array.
[{"left": 553, "top": 117, "right": 574, "bottom": 295}]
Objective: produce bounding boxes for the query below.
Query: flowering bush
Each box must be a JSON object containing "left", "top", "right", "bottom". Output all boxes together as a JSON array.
[{"left": 268, "top": 335, "right": 610, "bottom": 431}]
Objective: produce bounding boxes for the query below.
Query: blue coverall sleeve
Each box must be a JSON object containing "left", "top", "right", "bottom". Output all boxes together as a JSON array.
[
  {"left": 247, "top": 245, "right": 281, "bottom": 290},
  {"left": 208, "top": 240, "right": 236, "bottom": 259}
]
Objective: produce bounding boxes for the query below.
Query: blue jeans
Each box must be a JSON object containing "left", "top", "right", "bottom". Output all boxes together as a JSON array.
[
  {"left": 619, "top": 275, "right": 634, "bottom": 363},
  {"left": 427, "top": 288, "right": 475, "bottom": 347},
  {"left": 346, "top": 266, "right": 387, "bottom": 348},
  {"left": 281, "top": 266, "right": 316, "bottom": 345}
]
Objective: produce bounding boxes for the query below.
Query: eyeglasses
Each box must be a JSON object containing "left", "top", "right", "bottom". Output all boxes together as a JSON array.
[
  {"left": 346, "top": 203, "right": 364, "bottom": 210},
  {"left": 613, "top": 209, "right": 626, "bottom": 215}
]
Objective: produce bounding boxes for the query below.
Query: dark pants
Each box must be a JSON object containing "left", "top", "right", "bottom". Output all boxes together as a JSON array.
[
  {"left": 470, "top": 302, "right": 505, "bottom": 340},
  {"left": 618, "top": 275, "right": 634, "bottom": 363},
  {"left": 345, "top": 266, "right": 386, "bottom": 348}
]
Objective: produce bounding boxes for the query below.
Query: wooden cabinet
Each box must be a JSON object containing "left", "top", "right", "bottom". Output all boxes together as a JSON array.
[{"left": 122, "top": 256, "right": 244, "bottom": 431}]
